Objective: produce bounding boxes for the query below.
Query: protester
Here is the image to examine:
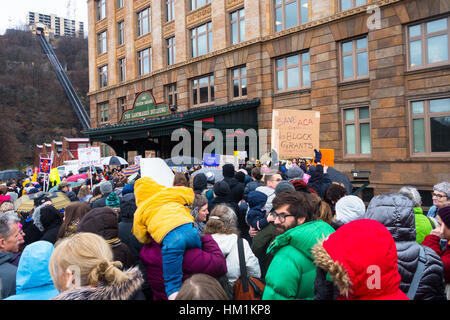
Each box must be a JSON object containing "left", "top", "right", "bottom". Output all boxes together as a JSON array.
[
  {"left": 132, "top": 177, "right": 201, "bottom": 300},
  {"left": 399, "top": 186, "right": 434, "bottom": 244},
  {"left": 192, "top": 173, "right": 208, "bottom": 195},
  {"left": 262, "top": 190, "right": 334, "bottom": 300},
  {"left": 118, "top": 192, "right": 142, "bottom": 265},
  {"left": 176, "top": 274, "right": 229, "bottom": 300},
  {"left": 331, "top": 195, "right": 365, "bottom": 230},
  {"left": 222, "top": 164, "right": 243, "bottom": 204},
  {"left": 0, "top": 211, "right": 23, "bottom": 299},
  {"left": 246, "top": 190, "right": 274, "bottom": 231},
  {"left": 77, "top": 185, "right": 92, "bottom": 203},
  {"left": 243, "top": 167, "right": 264, "bottom": 201},
  {"left": 312, "top": 219, "right": 409, "bottom": 300},
  {"left": 287, "top": 166, "right": 308, "bottom": 192},
  {"left": 203, "top": 204, "right": 260, "bottom": 289},
  {"left": 324, "top": 183, "right": 348, "bottom": 215},
  {"left": 91, "top": 181, "right": 113, "bottom": 208},
  {"left": 190, "top": 194, "right": 209, "bottom": 235},
  {"left": 366, "top": 193, "right": 446, "bottom": 300},
  {"left": 49, "top": 232, "right": 145, "bottom": 300},
  {"left": 427, "top": 182, "right": 450, "bottom": 219},
  {"left": 106, "top": 191, "right": 121, "bottom": 215},
  {"left": 255, "top": 171, "right": 283, "bottom": 213},
  {"left": 4, "top": 240, "right": 58, "bottom": 300},
  {"left": 173, "top": 172, "right": 189, "bottom": 187},
  {"left": 140, "top": 233, "right": 227, "bottom": 300},
  {"left": 309, "top": 193, "right": 334, "bottom": 225},
  {"left": 422, "top": 206, "right": 450, "bottom": 297},
  {"left": 88, "top": 185, "right": 102, "bottom": 206},
  {"left": 56, "top": 201, "right": 91, "bottom": 240},
  {"left": 76, "top": 207, "right": 134, "bottom": 270},
  {"left": 39, "top": 205, "right": 63, "bottom": 245}
]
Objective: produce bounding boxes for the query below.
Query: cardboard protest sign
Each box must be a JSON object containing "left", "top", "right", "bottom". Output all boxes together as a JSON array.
[
  {"left": 140, "top": 158, "right": 174, "bottom": 187},
  {"left": 272, "top": 109, "right": 320, "bottom": 159}
]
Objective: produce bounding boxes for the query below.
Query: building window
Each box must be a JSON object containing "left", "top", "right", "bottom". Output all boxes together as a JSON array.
[
  {"left": 339, "top": 0, "right": 366, "bottom": 11},
  {"left": 275, "top": 52, "right": 310, "bottom": 91},
  {"left": 231, "top": 66, "right": 247, "bottom": 99},
  {"left": 340, "top": 37, "right": 369, "bottom": 81},
  {"left": 231, "top": 8, "right": 245, "bottom": 45},
  {"left": 191, "top": 22, "right": 212, "bottom": 58},
  {"left": 191, "top": 0, "right": 210, "bottom": 11},
  {"left": 274, "top": 0, "right": 309, "bottom": 32},
  {"left": 117, "top": 96, "right": 127, "bottom": 118},
  {"left": 117, "top": 0, "right": 124, "bottom": 9},
  {"left": 98, "top": 65, "right": 108, "bottom": 88},
  {"left": 97, "top": 30, "right": 107, "bottom": 55},
  {"left": 192, "top": 75, "right": 214, "bottom": 106},
  {"left": 118, "top": 21, "right": 125, "bottom": 45},
  {"left": 97, "top": 0, "right": 106, "bottom": 21},
  {"left": 99, "top": 102, "right": 109, "bottom": 123},
  {"left": 343, "top": 106, "right": 371, "bottom": 155},
  {"left": 137, "top": 7, "right": 151, "bottom": 37},
  {"left": 118, "top": 58, "right": 126, "bottom": 82},
  {"left": 410, "top": 97, "right": 450, "bottom": 154},
  {"left": 166, "top": 0, "right": 175, "bottom": 22},
  {"left": 137, "top": 47, "right": 151, "bottom": 75},
  {"left": 167, "top": 37, "right": 176, "bottom": 65},
  {"left": 407, "top": 16, "right": 449, "bottom": 70},
  {"left": 101, "top": 144, "right": 110, "bottom": 157},
  {"left": 166, "top": 83, "right": 178, "bottom": 106}
]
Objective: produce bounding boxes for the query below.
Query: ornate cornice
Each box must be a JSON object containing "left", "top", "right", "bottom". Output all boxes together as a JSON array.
[
  {"left": 186, "top": 3, "right": 212, "bottom": 29},
  {"left": 225, "top": 0, "right": 244, "bottom": 12},
  {"left": 163, "top": 20, "right": 175, "bottom": 39}
]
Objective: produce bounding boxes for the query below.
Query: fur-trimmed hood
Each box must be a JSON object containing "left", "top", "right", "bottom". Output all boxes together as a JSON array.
[
  {"left": 51, "top": 267, "right": 144, "bottom": 300},
  {"left": 312, "top": 219, "right": 409, "bottom": 300}
]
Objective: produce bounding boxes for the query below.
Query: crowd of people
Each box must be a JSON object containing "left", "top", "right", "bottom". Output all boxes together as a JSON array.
[{"left": 0, "top": 151, "right": 450, "bottom": 301}]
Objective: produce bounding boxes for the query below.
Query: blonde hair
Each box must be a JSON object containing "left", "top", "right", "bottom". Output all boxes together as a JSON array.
[
  {"left": 77, "top": 185, "right": 90, "bottom": 199},
  {"left": 49, "top": 232, "right": 129, "bottom": 292},
  {"left": 203, "top": 205, "right": 239, "bottom": 235}
]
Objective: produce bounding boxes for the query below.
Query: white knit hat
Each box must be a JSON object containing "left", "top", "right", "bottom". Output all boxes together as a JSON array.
[{"left": 335, "top": 195, "right": 366, "bottom": 224}]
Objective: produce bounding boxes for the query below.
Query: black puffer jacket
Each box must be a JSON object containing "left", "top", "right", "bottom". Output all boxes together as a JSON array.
[{"left": 365, "top": 193, "right": 446, "bottom": 300}]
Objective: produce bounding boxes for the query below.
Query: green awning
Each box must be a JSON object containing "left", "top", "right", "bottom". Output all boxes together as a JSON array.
[{"left": 84, "top": 98, "right": 260, "bottom": 142}]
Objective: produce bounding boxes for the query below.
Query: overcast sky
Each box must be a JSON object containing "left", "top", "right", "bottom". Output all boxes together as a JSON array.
[{"left": 0, "top": 0, "right": 88, "bottom": 35}]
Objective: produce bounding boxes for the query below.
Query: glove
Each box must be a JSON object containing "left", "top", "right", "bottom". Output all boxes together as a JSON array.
[{"left": 314, "top": 149, "right": 322, "bottom": 164}]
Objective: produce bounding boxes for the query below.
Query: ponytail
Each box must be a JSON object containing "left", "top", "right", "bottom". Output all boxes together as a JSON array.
[{"left": 88, "top": 260, "right": 127, "bottom": 286}]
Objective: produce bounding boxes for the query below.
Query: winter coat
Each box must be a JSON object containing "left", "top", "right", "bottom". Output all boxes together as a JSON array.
[
  {"left": 91, "top": 192, "right": 111, "bottom": 208},
  {"left": 251, "top": 223, "right": 277, "bottom": 279},
  {"left": 140, "top": 234, "right": 227, "bottom": 300},
  {"left": 77, "top": 207, "right": 134, "bottom": 270},
  {"left": 51, "top": 267, "right": 145, "bottom": 300},
  {"left": 255, "top": 186, "right": 275, "bottom": 213},
  {"left": 422, "top": 235, "right": 450, "bottom": 283},
  {"left": 246, "top": 191, "right": 269, "bottom": 230},
  {"left": 211, "top": 233, "right": 260, "bottom": 287},
  {"left": 366, "top": 193, "right": 446, "bottom": 300},
  {"left": 132, "top": 177, "right": 194, "bottom": 244},
  {"left": 312, "top": 219, "right": 409, "bottom": 300},
  {"left": 243, "top": 180, "right": 264, "bottom": 200},
  {"left": 223, "top": 177, "right": 244, "bottom": 204},
  {"left": 414, "top": 207, "right": 434, "bottom": 244},
  {"left": 118, "top": 193, "right": 143, "bottom": 264},
  {"left": 0, "top": 251, "right": 17, "bottom": 299},
  {"left": 4, "top": 241, "right": 58, "bottom": 300},
  {"left": 307, "top": 165, "right": 331, "bottom": 198},
  {"left": 262, "top": 220, "right": 334, "bottom": 300}
]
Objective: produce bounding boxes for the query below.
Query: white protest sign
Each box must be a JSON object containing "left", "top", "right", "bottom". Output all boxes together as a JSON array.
[
  {"left": 140, "top": 158, "right": 174, "bottom": 187},
  {"left": 78, "top": 147, "right": 102, "bottom": 167}
]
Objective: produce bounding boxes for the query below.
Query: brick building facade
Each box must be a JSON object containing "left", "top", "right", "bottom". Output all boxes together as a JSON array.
[{"left": 85, "top": 0, "right": 450, "bottom": 200}]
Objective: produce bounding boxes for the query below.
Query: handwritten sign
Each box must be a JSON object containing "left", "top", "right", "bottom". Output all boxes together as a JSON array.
[
  {"left": 272, "top": 109, "right": 320, "bottom": 159},
  {"left": 78, "top": 147, "right": 102, "bottom": 167}
]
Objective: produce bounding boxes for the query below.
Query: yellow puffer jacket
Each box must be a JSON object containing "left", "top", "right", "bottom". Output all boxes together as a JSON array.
[{"left": 132, "top": 177, "right": 194, "bottom": 244}]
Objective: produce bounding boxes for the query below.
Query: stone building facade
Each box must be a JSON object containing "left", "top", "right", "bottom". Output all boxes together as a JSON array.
[{"left": 86, "top": 0, "right": 450, "bottom": 200}]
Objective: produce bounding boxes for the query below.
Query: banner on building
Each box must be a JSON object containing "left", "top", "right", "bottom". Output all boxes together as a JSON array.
[
  {"left": 272, "top": 109, "right": 320, "bottom": 159},
  {"left": 78, "top": 147, "right": 102, "bottom": 167}
]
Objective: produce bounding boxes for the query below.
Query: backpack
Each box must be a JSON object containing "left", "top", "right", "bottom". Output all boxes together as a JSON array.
[{"left": 233, "top": 237, "right": 265, "bottom": 300}]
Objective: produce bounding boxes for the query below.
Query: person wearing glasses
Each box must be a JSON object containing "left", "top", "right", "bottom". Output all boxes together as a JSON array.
[
  {"left": 262, "top": 190, "right": 334, "bottom": 300},
  {"left": 255, "top": 171, "right": 283, "bottom": 214},
  {"left": 427, "top": 182, "right": 450, "bottom": 219}
]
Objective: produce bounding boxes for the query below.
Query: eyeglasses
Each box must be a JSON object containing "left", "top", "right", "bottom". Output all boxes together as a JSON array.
[
  {"left": 271, "top": 178, "right": 283, "bottom": 182},
  {"left": 270, "top": 211, "right": 295, "bottom": 223},
  {"left": 432, "top": 192, "right": 448, "bottom": 199}
]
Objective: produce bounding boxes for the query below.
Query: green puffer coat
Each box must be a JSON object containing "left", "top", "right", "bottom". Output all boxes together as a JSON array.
[{"left": 262, "top": 220, "right": 335, "bottom": 300}]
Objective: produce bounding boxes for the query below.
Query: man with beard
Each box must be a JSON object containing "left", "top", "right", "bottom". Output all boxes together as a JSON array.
[{"left": 262, "top": 190, "right": 334, "bottom": 300}]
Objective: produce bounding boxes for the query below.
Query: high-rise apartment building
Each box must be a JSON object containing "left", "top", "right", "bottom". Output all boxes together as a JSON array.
[
  {"left": 84, "top": 0, "right": 450, "bottom": 199},
  {"left": 26, "top": 12, "right": 85, "bottom": 38}
]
